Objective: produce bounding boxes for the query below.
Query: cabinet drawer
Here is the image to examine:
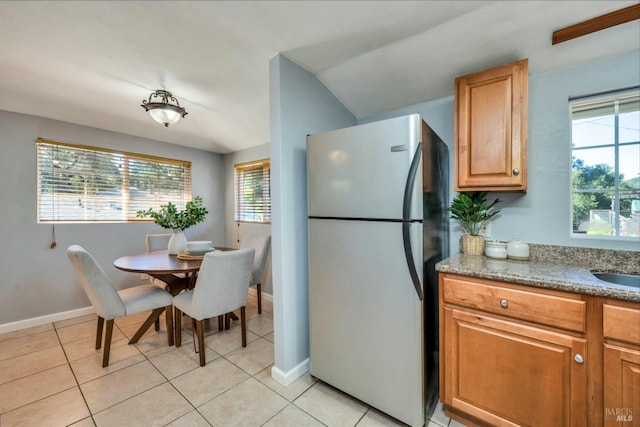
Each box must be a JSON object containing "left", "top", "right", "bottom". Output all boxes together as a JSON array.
[
  {"left": 442, "top": 275, "right": 586, "bottom": 332},
  {"left": 603, "top": 303, "right": 640, "bottom": 344}
]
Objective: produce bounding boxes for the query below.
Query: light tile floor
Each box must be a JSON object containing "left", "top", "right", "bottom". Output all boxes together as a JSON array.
[{"left": 0, "top": 294, "right": 463, "bottom": 426}]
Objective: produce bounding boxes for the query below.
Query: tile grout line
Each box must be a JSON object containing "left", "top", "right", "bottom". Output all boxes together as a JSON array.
[
  {"left": 0, "top": 330, "right": 62, "bottom": 385},
  {"left": 54, "top": 320, "right": 95, "bottom": 426},
  {"left": 157, "top": 311, "right": 284, "bottom": 426},
  {"left": 1, "top": 303, "right": 285, "bottom": 426},
  {"left": 141, "top": 324, "right": 212, "bottom": 427},
  {"left": 60, "top": 318, "right": 159, "bottom": 423}
]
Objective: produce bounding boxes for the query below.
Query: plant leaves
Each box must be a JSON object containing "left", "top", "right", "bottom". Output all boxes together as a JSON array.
[
  {"left": 136, "top": 196, "right": 208, "bottom": 230},
  {"left": 449, "top": 191, "right": 501, "bottom": 235}
]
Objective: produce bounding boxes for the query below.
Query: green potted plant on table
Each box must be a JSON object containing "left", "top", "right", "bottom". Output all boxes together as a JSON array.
[
  {"left": 450, "top": 192, "right": 501, "bottom": 256},
  {"left": 136, "top": 196, "right": 208, "bottom": 255}
]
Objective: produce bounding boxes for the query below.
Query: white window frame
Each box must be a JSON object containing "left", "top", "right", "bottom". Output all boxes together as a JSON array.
[
  {"left": 234, "top": 159, "right": 271, "bottom": 224},
  {"left": 36, "top": 138, "right": 192, "bottom": 223},
  {"left": 569, "top": 88, "right": 640, "bottom": 240}
]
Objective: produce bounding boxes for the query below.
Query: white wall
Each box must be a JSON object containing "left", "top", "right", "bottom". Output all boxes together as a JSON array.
[
  {"left": 361, "top": 51, "right": 640, "bottom": 253},
  {"left": 0, "top": 110, "right": 224, "bottom": 326},
  {"left": 223, "top": 143, "right": 272, "bottom": 295},
  {"left": 269, "top": 54, "right": 356, "bottom": 384}
]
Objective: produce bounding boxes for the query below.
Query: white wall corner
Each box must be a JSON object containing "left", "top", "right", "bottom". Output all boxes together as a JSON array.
[{"left": 271, "top": 357, "right": 310, "bottom": 387}]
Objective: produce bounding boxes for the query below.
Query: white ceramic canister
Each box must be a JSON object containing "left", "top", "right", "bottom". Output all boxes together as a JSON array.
[
  {"left": 484, "top": 240, "right": 507, "bottom": 259},
  {"left": 506, "top": 238, "right": 530, "bottom": 260}
]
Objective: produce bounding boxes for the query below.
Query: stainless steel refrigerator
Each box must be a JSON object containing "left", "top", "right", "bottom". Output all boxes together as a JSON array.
[{"left": 307, "top": 114, "right": 448, "bottom": 427}]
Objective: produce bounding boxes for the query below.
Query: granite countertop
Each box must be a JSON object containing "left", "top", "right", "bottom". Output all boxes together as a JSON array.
[{"left": 435, "top": 245, "right": 640, "bottom": 302}]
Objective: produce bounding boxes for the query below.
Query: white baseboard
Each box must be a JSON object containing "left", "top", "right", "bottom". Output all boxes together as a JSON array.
[
  {"left": 0, "top": 306, "right": 95, "bottom": 335},
  {"left": 0, "top": 290, "right": 272, "bottom": 336},
  {"left": 271, "top": 358, "right": 310, "bottom": 387},
  {"left": 247, "top": 287, "right": 273, "bottom": 303}
]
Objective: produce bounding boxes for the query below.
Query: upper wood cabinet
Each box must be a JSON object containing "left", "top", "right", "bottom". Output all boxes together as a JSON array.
[{"left": 454, "top": 58, "right": 528, "bottom": 191}]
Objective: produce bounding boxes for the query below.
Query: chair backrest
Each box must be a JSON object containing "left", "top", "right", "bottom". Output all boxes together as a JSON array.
[
  {"left": 240, "top": 234, "right": 271, "bottom": 285},
  {"left": 191, "top": 248, "right": 255, "bottom": 319},
  {"left": 146, "top": 233, "right": 172, "bottom": 252},
  {"left": 66, "top": 245, "right": 126, "bottom": 319}
]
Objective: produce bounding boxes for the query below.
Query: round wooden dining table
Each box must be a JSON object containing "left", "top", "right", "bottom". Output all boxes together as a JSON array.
[
  {"left": 113, "top": 248, "right": 235, "bottom": 295},
  {"left": 113, "top": 248, "right": 237, "bottom": 345}
]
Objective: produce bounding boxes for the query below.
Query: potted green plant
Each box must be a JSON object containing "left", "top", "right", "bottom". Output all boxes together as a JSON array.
[
  {"left": 450, "top": 192, "right": 501, "bottom": 255},
  {"left": 136, "top": 196, "right": 209, "bottom": 254}
]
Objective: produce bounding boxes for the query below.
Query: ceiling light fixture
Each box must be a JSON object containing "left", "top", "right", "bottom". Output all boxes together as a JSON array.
[{"left": 141, "top": 90, "right": 188, "bottom": 127}]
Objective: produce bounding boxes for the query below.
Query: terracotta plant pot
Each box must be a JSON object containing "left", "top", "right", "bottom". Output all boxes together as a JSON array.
[{"left": 461, "top": 235, "right": 485, "bottom": 256}]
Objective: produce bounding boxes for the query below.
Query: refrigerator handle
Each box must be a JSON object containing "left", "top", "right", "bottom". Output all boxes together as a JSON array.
[{"left": 402, "top": 143, "right": 423, "bottom": 300}]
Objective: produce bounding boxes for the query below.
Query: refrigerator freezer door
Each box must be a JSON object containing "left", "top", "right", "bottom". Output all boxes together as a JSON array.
[
  {"left": 308, "top": 114, "right": 423, "bottom": 221},
  {"left": 309, "top": 218, "right": 424, "bottom": 426}
]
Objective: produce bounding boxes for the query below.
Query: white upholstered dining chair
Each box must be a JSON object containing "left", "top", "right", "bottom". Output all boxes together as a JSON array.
[
  {"left": 240, "top": 234, "right": 271, "bottom": 314},
  {"left": 67, "top": 245, "right": 174, "bottom": 367},
  {"left": 145, "top": 233, "right": 172, "bottom": 252},
  {"left": 173, "top": 247, "right": 255, "bottom": 367}
]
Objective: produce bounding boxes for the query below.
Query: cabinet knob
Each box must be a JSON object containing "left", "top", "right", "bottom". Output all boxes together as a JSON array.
[
  {"left": 500, "top": 299, "right": 508, "bottom": 308},
  {"left": 512, "top": 168, "right": 520, "bottom": 176},
  {"left": 574, "top": 354, "right": 584, "bottom": 364}
]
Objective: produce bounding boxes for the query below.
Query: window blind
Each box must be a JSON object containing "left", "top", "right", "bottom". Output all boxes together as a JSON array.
[
  {"left": 36, "top": 138, "right": 191, "bottom": 223},
  {"left": 234, "top": 159, "right": 271, "bottom": 223}
]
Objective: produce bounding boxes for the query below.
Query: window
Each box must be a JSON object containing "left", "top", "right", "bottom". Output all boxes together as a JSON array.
[
  {"left": 37, "top": 138, "right": 191, "bottom": 222},
  {"left": 570, "top": 88, "right": 639, "bottom": 238},
  {"left": 234, "top": 159, "right": 271, "bottom": 223}
]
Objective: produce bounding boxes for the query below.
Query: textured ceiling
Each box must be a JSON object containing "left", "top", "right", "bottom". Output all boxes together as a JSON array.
[{"left": 0, "top": 1, "right": 638, "bottom": 153}]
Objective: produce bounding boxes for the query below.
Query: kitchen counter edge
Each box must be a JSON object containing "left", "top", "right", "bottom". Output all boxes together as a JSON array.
[{"left": 435, "top": 253, "right": 639, "bottom": 302}]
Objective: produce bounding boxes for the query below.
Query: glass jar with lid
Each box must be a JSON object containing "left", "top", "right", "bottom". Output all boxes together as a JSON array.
[{"left": 484, "top": 240, "right": 507, "bottom": 259}]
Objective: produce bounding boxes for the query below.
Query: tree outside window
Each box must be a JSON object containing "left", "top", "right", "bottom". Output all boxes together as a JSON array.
[
  {"left": 37, "top": 139, "right": 191, "bottom": 222},
  {"left": 570, "top": 89, "right": 639, "bottom": 238},
  {"left": 234, "top": 159, "right": 271, "bottom": 224}
]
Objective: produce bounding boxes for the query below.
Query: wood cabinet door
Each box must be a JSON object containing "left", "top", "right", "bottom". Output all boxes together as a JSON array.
[
  {"left": 604, "top": 343, "right": 640, "bottom": 427},
  {"left": 442, "top": 307, "right": 587, "bottom": 426},
  {"left": 454, "top": 58, "right": 528, "bottom": 191}
]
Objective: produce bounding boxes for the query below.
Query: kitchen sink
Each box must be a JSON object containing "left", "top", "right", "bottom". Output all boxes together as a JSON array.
[{"left": 591, "top": 272, "right": 640, "bottom": 289}]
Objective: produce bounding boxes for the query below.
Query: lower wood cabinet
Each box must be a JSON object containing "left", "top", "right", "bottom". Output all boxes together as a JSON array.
[
  {"left": 602, "top": 300, "right": 640, "bottom": 427},
  {"left": 603, "top": 344, "right": 640, "bottom": 426},
  {"left": 443, "top": 307, "right": 587, "bottom": 426},
  {"left": 440, "top": 273, "right": 640, "bottom": 427}
]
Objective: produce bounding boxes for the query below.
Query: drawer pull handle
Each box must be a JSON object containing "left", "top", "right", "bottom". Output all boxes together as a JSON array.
[
  {"left": 500, "top": 299, "right": 508, "bottom": 308},
  {"left": 574, "top": 354, "right": 584, "bottom": 364}
]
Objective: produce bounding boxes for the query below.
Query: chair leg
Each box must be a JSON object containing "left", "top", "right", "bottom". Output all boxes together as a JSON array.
[
  {"left": 128, "top": 308, "right": 165, "bottom": 344},
  {"left": 218, "top": 315, "right": 223, "bottom": 331},
  {"left": 175, "top": 308, "right": 182, "bottom": 347},
  {"left": 102, "top": 319, "right": 114, "bottom": 367},
  {"left": 225, "top": 313, "right": 230, "bottom": 330},
  {"left": 256, "top": 283, "right": 262, "bottom": 314},
  {"left": 241, "top": 306, "right": 247, "bottom": 347},
  {"left": 165, "top": 305, "right": 174, "bottom": 346},
  {"left": 154, "top": 317, "right": 160, "bottom": 331},
  {"left": 96, "top": 316, "right": 104, "bottom": 350},
  {"left": 196, "top": 320, "right": 206, "bottom": 367},
  {"left": 191, "top": 317, "right": 198, "bottom": 354}
]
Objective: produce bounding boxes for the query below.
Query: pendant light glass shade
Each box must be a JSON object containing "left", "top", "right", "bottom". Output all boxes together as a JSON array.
[{"left": 141, "top": 90, "right": 187, "bottom": 127}]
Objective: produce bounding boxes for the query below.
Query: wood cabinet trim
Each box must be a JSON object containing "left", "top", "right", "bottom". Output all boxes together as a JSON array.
[
  {"left": 454, "top": 58, "right": 528, "bottom": 192},
  {"left": 442, "top": 274, "right": 586, "bottom": 332},
  {"left": 444, "top": 307, "right": 587, "bottom": 426},
  {"left": 439, "top": 275, "right": 640, "bottom": 427},
  {"left": 603, "top": 303, "right": 640, "bottom": 345},
  {"left": 603, "top": 343, "right": 640, "bottom": 425}
]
